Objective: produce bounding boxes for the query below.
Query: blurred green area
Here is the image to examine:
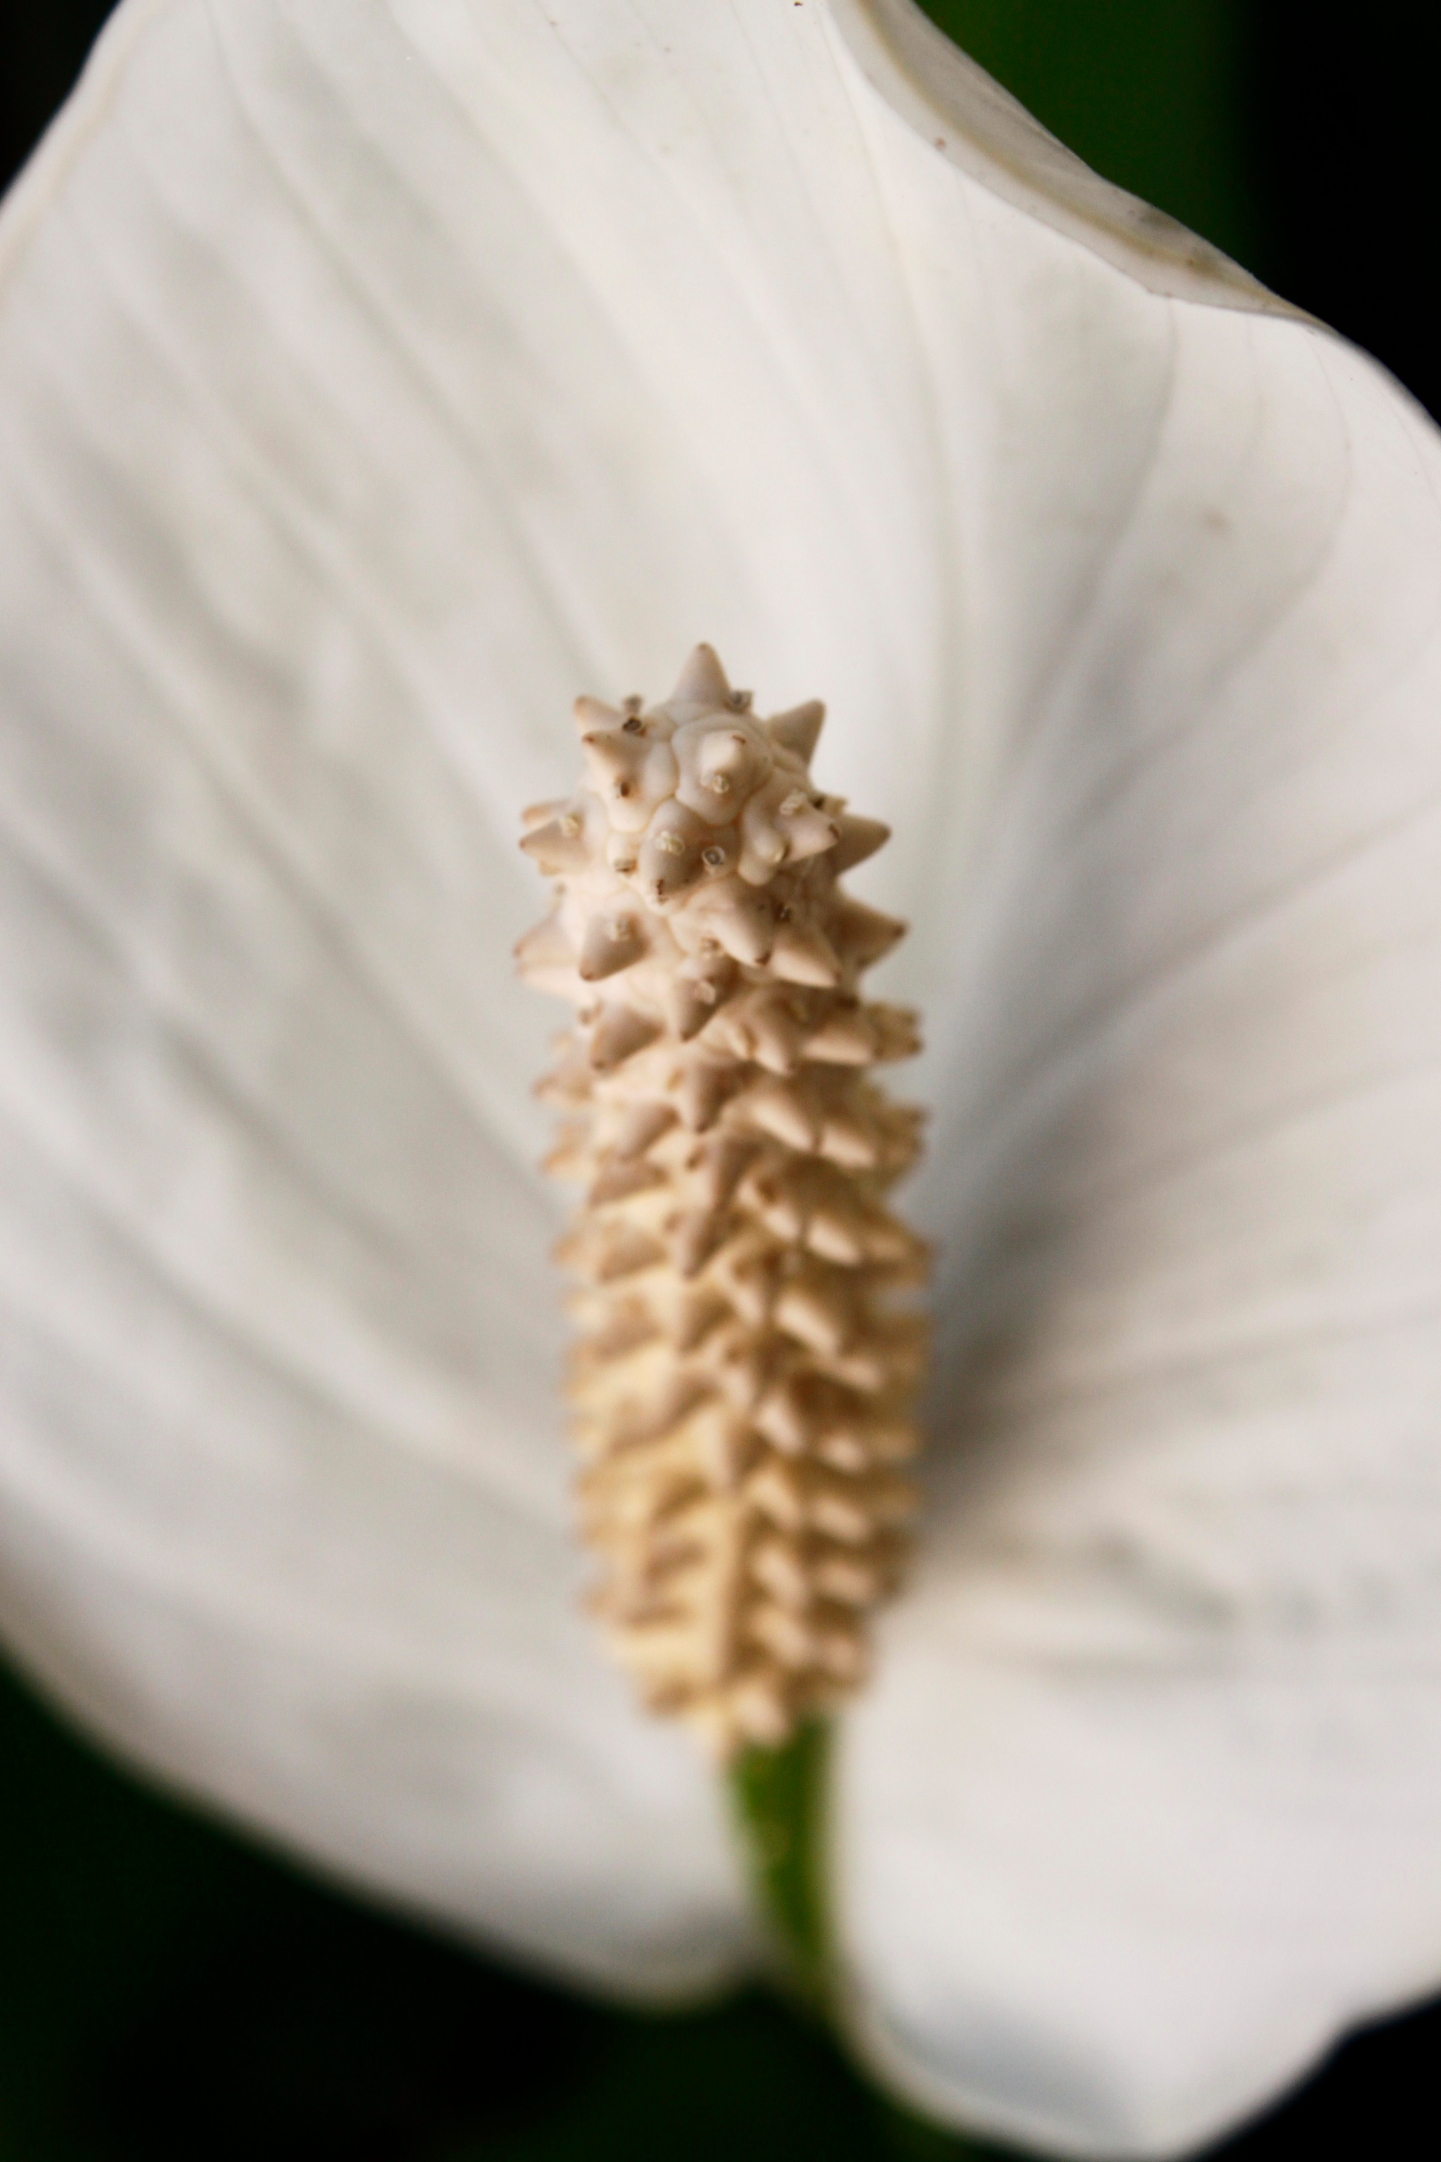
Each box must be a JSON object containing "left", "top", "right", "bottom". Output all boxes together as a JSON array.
[
  {"left": 0, "top": 3, "right": 1437, "bottom": 2158},
  {"left": 922, "top": 0, "right": 1260, "bottom": 268}
]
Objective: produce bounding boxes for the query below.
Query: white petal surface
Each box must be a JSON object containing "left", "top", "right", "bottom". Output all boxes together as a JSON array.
[
  {"left": 2, "top": 0, "right": 1440, "bottom": 2145},
  {"left": 823, "top": 11, "right": 1441, "bottom": 2156}
]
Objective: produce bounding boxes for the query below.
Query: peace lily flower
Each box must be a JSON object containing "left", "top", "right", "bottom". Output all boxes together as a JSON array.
[{"left": 2, "top": 0, "right": 1440, "bottom": 2154}]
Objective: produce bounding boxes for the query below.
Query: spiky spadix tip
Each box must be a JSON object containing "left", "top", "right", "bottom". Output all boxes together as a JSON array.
[{"left": 519, "top": 652, "right": 925, "bottom": 1760}]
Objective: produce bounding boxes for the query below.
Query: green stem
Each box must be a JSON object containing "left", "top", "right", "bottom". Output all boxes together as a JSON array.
[
  {"left": 728, "top": 1719, "right": 1008, "bottom": 2159},
  {"left": 728, "top": 1717, "right": 833, "bottom": 2009}
]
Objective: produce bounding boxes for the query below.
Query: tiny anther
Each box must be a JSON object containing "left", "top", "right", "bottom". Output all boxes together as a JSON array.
[
  {"left": 727, "top": 689, "right": 754, "bottom": 711},
  {"left": 702, "top": 845, "right": 727, "bottom": 869},
  {"left": 614, "top": 854, "right": 638, "bottom": 875},
  {"left": 623, "top": 713, "right": 645, "bottom": 734},
  {"left": 779, "top": 790, "right": 807, "bottom": 816},
  {"left": 656, "top": 831, "right": 687, "bottom": 857},
  {"left": 560, "top": 813, "right": 581, "bottom": 837},
  {"left": 622, "top": 695, "right": 644, "bottom": 715},
  {"left": 709, "top": 773, "right": 732, "bottom": 794},
  {"left": 609, "top": 917, "right": 634, "bottom": 941}
]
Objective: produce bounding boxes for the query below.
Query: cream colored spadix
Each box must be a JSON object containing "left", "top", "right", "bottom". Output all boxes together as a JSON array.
[{"left": 520, "top": 647, "right": 925, "bottom": 1758}]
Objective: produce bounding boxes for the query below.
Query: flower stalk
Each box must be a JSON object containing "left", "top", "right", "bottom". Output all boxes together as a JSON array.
[
  {"left": 730, "top": 1723, "right": 999, "bottom": 2159},
  {"left": 729, "top": 1718, "right": 834, "bottom": 2007}
]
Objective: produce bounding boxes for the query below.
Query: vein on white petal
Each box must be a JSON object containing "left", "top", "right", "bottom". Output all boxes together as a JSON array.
[
  {"left": 1047, "top": 358, "right": 1332, "bottom": 843},
  {"left": 987, "top": 304, "right": 1182, "bottom": 796},
  {"left": 0, "top": 1046, "right": 559, "bottom": 1526},
  {"left": 820, "top": 0, "right": 964, "bottom": 842},
  {"left": 952, "top": 757, "right": 1441, "bottom": 1197},
  {"left": 63, "top": 158, "right": 528, "bottom": 872},
  {"left": 523, "top": 0, "right": 906, "bottom": 612},
  {"left": 252, "top": 0, "right": 770, "bottom": 701},
  {"left": 965, "top": 1305, "right": 1441, "bottom": 1434},
  {"left": 202, "top": 2, "right": 600, "bottom": 730},
  {"left": 0, "top": 416, "right": 541, "bottom": 1181},
  {"left": 1040, "top": 997, "right": 1441, "bottom": 1236},
  {"left": 0, "top": 754, "right": 563, "bottom": 1516},
  {"left": 0, "top": 573, "right": 545, "bottom": 1268},
  {"left": 386, "top": 0, "right": 936, "bottom": 734},
  {"left": 0, "top": 775, "right": 429, "bottom": 1273},
  {"left": 0, "top": 1284, "right": 561, "bottom": 1674}
]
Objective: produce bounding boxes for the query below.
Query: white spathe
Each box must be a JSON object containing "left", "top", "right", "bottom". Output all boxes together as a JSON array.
[{"left": 0, "top": 2, "right": 1438, "bottom": 2156}]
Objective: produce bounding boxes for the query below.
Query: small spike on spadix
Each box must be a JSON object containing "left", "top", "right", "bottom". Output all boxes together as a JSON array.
[
  {"left": 667, "top": 641, "right": 734, "bottom": 713},
  {"left": 831, "top": 812, "right": 890, "bottom": 873},
  {"left": 766, "top": 699, "right": 826, "bottom": 763},
  {"left": 518, "top": 650, "right": 925, "bottom": 1761}
]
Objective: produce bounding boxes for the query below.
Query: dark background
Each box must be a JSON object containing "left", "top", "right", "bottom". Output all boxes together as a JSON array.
[{"left": 1, "top": 3, "right": 1437, "bottom": 2157}]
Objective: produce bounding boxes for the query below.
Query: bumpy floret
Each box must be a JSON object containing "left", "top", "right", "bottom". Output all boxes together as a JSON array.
[{"left": 519, "top": 645, "right": 926, "bottom": 1759}]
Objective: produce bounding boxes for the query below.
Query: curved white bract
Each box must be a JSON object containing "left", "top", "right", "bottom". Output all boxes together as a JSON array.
[{"left": 1, "top": 2, "right": 1439, "bottom": 2151}]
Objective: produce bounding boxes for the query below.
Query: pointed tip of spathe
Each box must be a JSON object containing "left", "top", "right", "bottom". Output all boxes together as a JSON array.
[{"left": 667, "top": 643, "right": 734, "bottom": 715}]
